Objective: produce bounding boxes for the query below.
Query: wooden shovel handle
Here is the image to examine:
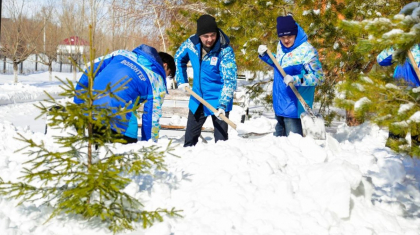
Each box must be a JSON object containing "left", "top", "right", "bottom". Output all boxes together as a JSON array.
[
  {"left": 185, "top": 86, "right": 237, "bottom": 130},
  {"left": 407, "top": 51, "right": 420, "bottom": 80},
  {"left": 266, "top": 48, "right": 316, "bottom": 117},
  {"left": 138, "top": 124, "right": 214, "bottom": 132}
]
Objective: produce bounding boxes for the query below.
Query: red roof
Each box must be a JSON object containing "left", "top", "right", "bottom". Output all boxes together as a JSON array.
[{"left": 61, "top": 36, "right": 89, "bottom": 46}]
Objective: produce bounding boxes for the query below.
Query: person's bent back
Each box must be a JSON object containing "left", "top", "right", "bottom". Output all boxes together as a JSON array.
[{"left": 74, "top": 44, "right": 175, "bottom": 143}]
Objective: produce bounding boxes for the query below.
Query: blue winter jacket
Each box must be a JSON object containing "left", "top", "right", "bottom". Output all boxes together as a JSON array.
[
  {"left": 175, "top": 30, "right": 237, "bottom": 115},
  {"left": 259, "top": 24, "right": 324, "bottom": 118},
  {"left": 377, "top": 44, "right": 420, "bottom": 87},
  {"left": 74, "top": 44, "right": 167, "bottom": 142}
]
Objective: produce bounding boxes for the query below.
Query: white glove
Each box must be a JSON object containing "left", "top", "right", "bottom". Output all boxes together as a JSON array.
[
  {"left": 178, "top": 83, "right": 190, "bottom": 93},
  {"left": 215, "top": 108, "right": 225, "bottom": 120},
  {"left": 258, "top": 45, "right": 268, "bottom": 56},
  {"left": 283, "top": 75, "right": 294, "bottom": 86}
]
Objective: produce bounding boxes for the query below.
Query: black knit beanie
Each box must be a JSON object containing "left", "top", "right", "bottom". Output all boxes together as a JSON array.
[
  {"left": 196, "top": 15, "right": 218, "bottom": 36},
  {"left": 276, "top": 15, "right": 298, "bottom": 37}
]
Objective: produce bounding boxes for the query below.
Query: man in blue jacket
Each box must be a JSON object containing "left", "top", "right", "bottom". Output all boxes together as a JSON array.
[
  {"left": 175, "top": 14, "right": 237, "bottom": 147},
  {"left": 377, "top": 45, "right": 420, "bottom": 86},
  {"left": 377, "top": 44, "right": 420, "bottom": 149},
  {"left": 258, "top": 15, "right": 324, "bottom": 137},
  {"left": 74, "top": 44, "right": 175, "bottom": 143}
]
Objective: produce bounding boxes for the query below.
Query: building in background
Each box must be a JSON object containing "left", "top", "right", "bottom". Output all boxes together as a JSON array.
[{"left": 57, "top": 36, "right": 89, "bottom": 64}]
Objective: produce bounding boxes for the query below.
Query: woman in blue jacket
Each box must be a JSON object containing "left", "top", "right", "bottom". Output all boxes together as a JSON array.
[
  {"left": 74, "top": 44, "right": 175, "bottom": 143},
  {"left": 175, "top": 14, "right": 237, "bottom": 147},
  {"left": 258, "top": 15, "right": 324, "bottom": 137}
]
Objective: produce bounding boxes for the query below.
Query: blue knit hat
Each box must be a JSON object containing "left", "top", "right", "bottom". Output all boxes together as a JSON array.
[{"left": 276, "top": 16, "right": 298, "bottom": 37}]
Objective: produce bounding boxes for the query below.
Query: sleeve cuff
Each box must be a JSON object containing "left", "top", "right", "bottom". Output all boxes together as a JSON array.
[{"left": 218, "top": 104, "right": 227, "bottom": 110}]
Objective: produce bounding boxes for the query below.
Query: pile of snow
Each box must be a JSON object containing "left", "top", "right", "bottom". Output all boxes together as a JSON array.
[
  {"left": 0, "top": 72, "right": 420, "bottom": 235},
  {"left": 0, "top": 72, "right": 78, "bottom": 105}
]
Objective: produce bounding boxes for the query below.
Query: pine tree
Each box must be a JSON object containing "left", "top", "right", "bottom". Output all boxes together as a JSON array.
[
  {"left": 165, "top": 1, "right": 356, "bottom": 123},
  {"left": 290, "top": 0, "right": 413, "bottom": 125},
  {"left": 167, "top": 0, "right": 415, "bottom": 126},
  {"left": 0, "top": 27, "right": 181, "bottom": 233},
  {"left": 336, "top": 2, "right": 420, "bottom": 156},
  {"left": 167, "top": 0, "right": 293, "bottom": 115},
  {"left": 168, "top": 0, "right": 289, "bottom": 71}
]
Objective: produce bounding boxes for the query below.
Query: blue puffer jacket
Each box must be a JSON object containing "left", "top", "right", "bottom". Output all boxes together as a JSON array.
[
  {"left": 377, "top": 44, "right": 420, "bottom": 87},
  {"left": 259, "top": 24, "right": 324, "bottom": 118},
  {"left": 175, "top": 30, "right": 237, "bottom": 115},
  {"left": 74, "top": 44, "right": 167, "bottom": 142}
]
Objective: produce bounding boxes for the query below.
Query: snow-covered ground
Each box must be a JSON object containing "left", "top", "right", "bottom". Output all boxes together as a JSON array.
[{"left": 1, "top": 72, "right": 420, "bottom": 235}]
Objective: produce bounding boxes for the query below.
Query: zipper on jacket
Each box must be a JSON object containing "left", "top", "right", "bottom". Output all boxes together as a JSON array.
[
  {"left": 279, "top": 52, "right": 304, "bottom": 85},
  {"left": 279, "top": 53, "right": 287, "bottom": 76},
  {"left": 199, "top": 46, "right": 205, "bottom": 97}
]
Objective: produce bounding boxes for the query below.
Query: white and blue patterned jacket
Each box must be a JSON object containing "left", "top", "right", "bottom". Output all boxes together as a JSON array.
[
  {"left": 74, "top": 44, "right": 167, "bottom": 142},
  {"left": 175, "top": 29, "right": 237, "bottom": 115},
  {"left": 377, "top": 44, "right": 420, "bottom": 87},
  {"left": 259, "top": 24, "right": 324, "bottom": 118}
]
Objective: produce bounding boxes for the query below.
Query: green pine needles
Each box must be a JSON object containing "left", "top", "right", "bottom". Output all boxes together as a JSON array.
[
  {"left": 0, "top": 27, "right": 181, "bottom": 233},
  {"left": 336, "top": 1, "right": 420, "bottom": 157}
]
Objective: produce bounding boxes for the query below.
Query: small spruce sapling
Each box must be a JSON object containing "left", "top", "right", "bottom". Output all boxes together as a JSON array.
[{"left": 0, "top": 26, "right": 181, "bottom": 233}]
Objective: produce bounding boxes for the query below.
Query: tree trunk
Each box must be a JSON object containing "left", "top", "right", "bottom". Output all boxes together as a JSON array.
[
  {"left": 13, "top": 62, "right": 19, "bottom": 83},
  {"left": 49, "top": 64, "right": 53, "bottom": 81},
  {"left": 346, "top": 109, "right": 361, "bottom": 126},
  {"left": 73, "top": 63, "right": 77, "bottom": 81},
  {"left": 154, "top": 7, "right": 166, "bottom": 52}
]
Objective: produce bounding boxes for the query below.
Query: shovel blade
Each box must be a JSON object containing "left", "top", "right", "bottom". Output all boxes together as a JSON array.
[
  {"left": 238, "top": 132, "right": 272, "bottom": 138},
  {"left": 300, "top": 112, "right": 326, "bottom": 140},
  {"left": 235, "top": 122, "right": 273, "bottom": 138}
]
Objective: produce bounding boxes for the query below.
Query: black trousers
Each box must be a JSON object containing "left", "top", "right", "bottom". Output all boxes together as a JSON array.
[
  {"left": 184, "top": 104, "right": 229, "bottom": 147},
  {"left": 387, "top": 131, "right": 419, "bottom": 143},
  {"left": 92, "top": 125, "right": 138, "bottom": 144}
]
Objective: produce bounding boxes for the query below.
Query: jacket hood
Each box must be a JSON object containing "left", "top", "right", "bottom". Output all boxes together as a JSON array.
[
  {"left": 280, "top": 23, "right": 308, "bottom": 53},
  {"left": 132, "top": 44, "right": 166, "bottom": 80}
]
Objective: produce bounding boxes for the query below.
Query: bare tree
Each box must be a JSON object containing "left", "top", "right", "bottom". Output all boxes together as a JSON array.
[
  {"left": 52, "top": 0, "right": 207, "bottom": 58},
  {"left": 58, "top": 0, "right": 90, "bottom": 81},
  {"left": 56, "top": 0, "right": 112, "bottom": 80},
  {"left": 1, "top": 0, "right": 44, "bottom": 83},
  {"left": 0, "top": 0, "right": 207, "bottom": 82},
  {"left": 136, "top": 0, "right": 207, "bottom": 52},
  {"left": 88, "top": 0, "right": 108, "bottom": 49},
  {"left": 33, "top": 2, "right": 62, "bottom": 81}
]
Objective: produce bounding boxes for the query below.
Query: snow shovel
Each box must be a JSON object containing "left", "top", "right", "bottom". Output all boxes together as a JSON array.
[
  {"left": 138, "top": 123, "right": 214, "bottom": 132},
  {"left": 185, "top": 87, "right": 237, "bottom": 129},
  {"left": 266, "top": 48, "right": 326, "bottom": 140},
  {"left": 185, "top": 87, "right": 272, "bottom": 138},
  {"left": 407, "top": 51, "right": 420, "bottom": 80}
]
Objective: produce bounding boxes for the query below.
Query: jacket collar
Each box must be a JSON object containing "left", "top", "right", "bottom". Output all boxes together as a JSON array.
[{"left": 132, "top": 44, "right": 166, "bottom": 79}]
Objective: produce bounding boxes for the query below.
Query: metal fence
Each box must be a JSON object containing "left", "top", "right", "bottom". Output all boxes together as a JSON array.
[{"left": 1, "top": 55, "right": 84, "bottom": 75}]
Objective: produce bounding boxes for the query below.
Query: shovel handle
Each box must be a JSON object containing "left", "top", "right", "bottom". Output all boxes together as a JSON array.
[
  {"left": 408, "top": 51, "right": 420, "bottom": 80},
  {"left": 266, "top": 48, "right": 316, "bottom": 118},
  {"left": 185, "top": 86, "right": 237, "bottom": 130}
]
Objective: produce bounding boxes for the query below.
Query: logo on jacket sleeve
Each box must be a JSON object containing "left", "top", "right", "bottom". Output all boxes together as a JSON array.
[{"left": 210, "top": 57, "right": 218, "bottom": 66}]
